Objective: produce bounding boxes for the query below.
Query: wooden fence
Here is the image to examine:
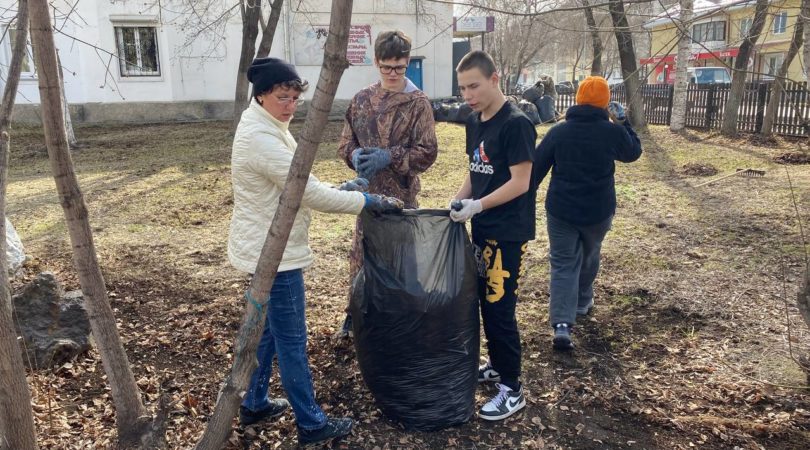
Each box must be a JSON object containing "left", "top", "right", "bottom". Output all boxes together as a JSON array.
[{"left": 552, "top": 81, "right": 810, "bottom": 137}]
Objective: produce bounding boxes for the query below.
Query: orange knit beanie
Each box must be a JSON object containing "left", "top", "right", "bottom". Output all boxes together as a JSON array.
[{"left": 575, "top": 76, "right": 611, "bottom": 109}]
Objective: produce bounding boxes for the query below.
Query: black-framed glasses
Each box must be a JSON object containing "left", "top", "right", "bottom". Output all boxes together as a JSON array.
[
  {"left": 270, "top": 93, "right": 304, "bottom": 106},
  {"left": 379, "top": 64, "right": 407, "bottom": 75}
]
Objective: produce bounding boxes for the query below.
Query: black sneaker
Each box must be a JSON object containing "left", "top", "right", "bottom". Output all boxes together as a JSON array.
[
  {"left": 478, "top": 383, "right": 526, "bottom": 421},
  {"left": 239, "top": 398, "right": 290, "bottom": 426},
  {"left": 298, "top": 417, "right": 353, "bottom": 447},
  {"left": 552, "top": 323, "right": 574, "bottom": 351},
  {"left": 333, "top": 314, "right": 353, "bottom": 340},
  {"left": 478, "top": 359, "right": 501, "bottom": 383}
]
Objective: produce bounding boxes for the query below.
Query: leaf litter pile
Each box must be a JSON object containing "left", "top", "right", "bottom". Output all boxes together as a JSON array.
[{"left": 6, "top": 122, "right": 810, "bottom": 449}]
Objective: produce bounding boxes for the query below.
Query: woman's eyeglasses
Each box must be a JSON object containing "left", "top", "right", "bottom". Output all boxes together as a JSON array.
[
  {"left": 271, "top": 93, "right": 305, "bottom": 106},
  {"left": 379, "top": 64, "right": 407, "bottom": 75}
]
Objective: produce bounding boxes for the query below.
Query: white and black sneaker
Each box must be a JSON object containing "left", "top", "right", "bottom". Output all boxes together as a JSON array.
[
  {"left": 479, "top": 383, "right": 526, "bottom": 421},
  {"left": 478, "top": 360, "right": 501, "bottom": 383}
]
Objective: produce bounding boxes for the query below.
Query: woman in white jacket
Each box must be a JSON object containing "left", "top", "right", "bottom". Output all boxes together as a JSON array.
[{"left": 228, "top": 57, "right": 399, "bottom": 447}]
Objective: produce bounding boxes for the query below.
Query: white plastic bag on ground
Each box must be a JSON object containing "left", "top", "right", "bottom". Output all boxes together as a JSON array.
[{"left": 5, "top": 217, "right": 26, "bottom": 275}]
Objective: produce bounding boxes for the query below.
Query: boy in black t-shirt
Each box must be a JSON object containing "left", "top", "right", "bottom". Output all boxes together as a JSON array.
[{"left": 450, "top": 51, "right": 538, "bottom": 422}]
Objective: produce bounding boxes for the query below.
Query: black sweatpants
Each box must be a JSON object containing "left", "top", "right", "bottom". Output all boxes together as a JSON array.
[{"left": 473, "top": 236, "right": 527, "bottom": 389}]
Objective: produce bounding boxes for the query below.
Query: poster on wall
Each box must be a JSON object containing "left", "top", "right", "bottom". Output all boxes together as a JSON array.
[{"left": 293, "top": 24, "right": 373, "bottom": 66}]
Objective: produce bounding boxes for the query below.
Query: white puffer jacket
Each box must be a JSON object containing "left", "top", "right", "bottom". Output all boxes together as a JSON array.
[{"left": 228, "top": 99, "right": 365, "bottom": 273}]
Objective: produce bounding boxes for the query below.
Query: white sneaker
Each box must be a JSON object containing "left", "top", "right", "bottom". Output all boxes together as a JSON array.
[
  {"left": 478, "top": 383, "right": 526, "bottom": 421},
  {"left": 478, "top": 360, "right": 501, "bottom": 383}
]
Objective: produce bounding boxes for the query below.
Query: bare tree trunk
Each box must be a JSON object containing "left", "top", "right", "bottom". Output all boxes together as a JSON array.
[
  {"left": 231, "top": 0, "right": 262, "bottom": 131},
  {"left": 193, "top": 0, "right": 355, "bottom": 446},
  {"left": 56, "top": 51, "right": 77, "bottom": 148},
  {"left": 256, "top": 0, "right": 284, "bottom": 58},
  {"left": 805, "top": 0, "right": 810, "bottom": 83},
  {"left": 670, "top": 0, "right": 693, "bottom": 132},
  {"left": 28, "top": 0, "right": 166, "bottom": 447},
  {"left": 800, "top": 268, "right": 810, "bottom": 384},
  {"left": 608, "top": 0, "right": 647, "bottom": 129},
  {"left": 721, "top": 0, "right": 768, "bottom": 136},
  {"left": 583, "top": 0, "right": 603, "bottom": 76},
  {"left": 0, "top": 1, "right": 38, "bottom": 448},
  {"left": 761, "top": 3, "right": 805, "bottom": 135},
  {"left": 572, "top": 41, "right": 584, "bottom": 84}
]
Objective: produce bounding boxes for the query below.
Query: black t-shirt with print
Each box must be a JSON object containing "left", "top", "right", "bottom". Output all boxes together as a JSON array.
[{"left": 465, "top": 101, "right": 538, "bottom": 242}]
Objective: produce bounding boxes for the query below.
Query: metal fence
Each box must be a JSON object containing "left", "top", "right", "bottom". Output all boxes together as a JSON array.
[{"left": 552, "top": 81, "right": 810, "bottom": 137}]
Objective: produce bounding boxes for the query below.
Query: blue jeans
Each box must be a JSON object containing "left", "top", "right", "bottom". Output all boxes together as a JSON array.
[
  {"left": 547, "top": 213, "right": 613, "bottom": 326},
  {"left": 242, "top": 269, "right": 327, "bottom": 431}
]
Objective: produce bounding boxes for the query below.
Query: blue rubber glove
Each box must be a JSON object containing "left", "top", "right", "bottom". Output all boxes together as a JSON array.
[
  {"left": 338, "top": 177, "right": 369, "bottom": 192},
  {"left": 356, "top": 147, "right": 391, "bottom": 180},
  {"left": 608, "top": 101, "right": 626, "bottom": 124},
  {"left": 351, "top": 148, "right": 363, "bottom": 171},
  {"left": 362, "top": 193, "right": 403, "bottom": 214}
]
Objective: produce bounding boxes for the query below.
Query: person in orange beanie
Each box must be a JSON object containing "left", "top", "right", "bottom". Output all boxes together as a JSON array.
[
  {"left": 533, "top": 75, "right": 642, "bottom": 351},
  {"left": 575, "top": 76, "right": 611, "bottom": 109}
]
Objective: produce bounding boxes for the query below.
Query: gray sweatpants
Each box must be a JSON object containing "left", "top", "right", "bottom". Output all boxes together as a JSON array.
[{"left": 547, "top": 213, "right": 613, "bottom": 326}]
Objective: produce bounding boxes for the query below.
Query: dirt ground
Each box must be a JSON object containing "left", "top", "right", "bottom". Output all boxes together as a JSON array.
[{"left": 6, "top": 120, "right": 810, "bottom": 449}]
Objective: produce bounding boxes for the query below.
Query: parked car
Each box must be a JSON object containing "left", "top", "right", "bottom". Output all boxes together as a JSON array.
[
  {"left": 555, "top": 81, "right": 575, "bottom": 94},
  {"left": 656, "top": 66, "right": 732, "bottom": 85}
]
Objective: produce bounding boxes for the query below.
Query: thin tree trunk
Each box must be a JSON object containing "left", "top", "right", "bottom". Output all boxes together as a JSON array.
[
  {"left": 56, "top": 51, "right": 76, "bottom": 148},
  {"left": 572, "top": 41, "right": 584, "bottom": 83},
  {"left": 800, "top": 268, "right": 810, "bottom": 332},
  {"left": 805, "top": 0, "right": 810, "bottom": 83},
  {"left": 255, "top": 0, "right": 284, "bottom": 58},
  {"left": 671, "top": 0, "right": 693, "bottom": 132},
  {"left": 231, "top": 0, "right": 262, "bottom": 131},
  {"left": 583, "top": 0, "right": 603, "bottom": 76},
  {"left": 194, "top": 0, "right": 355, "bottom": 446},
  {"left": 609, "top": 0, "right": 647, "bottom": 129},
  {"left": 28, "top": 0, "right": 166, "bottom": 447},
  {"left": 761, "top": 10, "right": 803, "bottom": 135},
  {"left": 0, "top": 1, "right": 38, "bottom": 447},
  {"left": 721, "top": 0, "right": 768, "bottom": 136}
]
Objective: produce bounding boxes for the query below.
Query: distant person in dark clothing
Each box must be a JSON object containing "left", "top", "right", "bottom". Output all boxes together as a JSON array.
[{"left": 533, "top": 76, "right": 642, "bottom": 351}]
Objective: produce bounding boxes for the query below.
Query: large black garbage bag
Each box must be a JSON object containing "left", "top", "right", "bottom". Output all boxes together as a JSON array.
[
  {"left": 521, "top": 85, "right": 544, "bottom": 103},
  {"left": 517, "top": 100, "right": 541, "bottom": 125},
  {"left": 535, "top": 95, "right": 558, "bottom": 123},
  {"left": 350, "top": 210, "right": 479, "bottom": 431}
]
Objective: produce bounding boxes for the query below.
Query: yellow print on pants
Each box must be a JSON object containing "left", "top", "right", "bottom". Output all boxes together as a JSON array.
[{"left": 483, "top": 240, "right": 511, "bottom": 303}]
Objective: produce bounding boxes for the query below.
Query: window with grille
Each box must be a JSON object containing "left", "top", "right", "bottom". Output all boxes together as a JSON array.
[{"left": 115, "top": 26, "right": 160, "bottom": 77}]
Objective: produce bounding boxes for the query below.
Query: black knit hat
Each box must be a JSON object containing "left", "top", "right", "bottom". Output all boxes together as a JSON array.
[{"left": 247, "top": 57, "right": 302, "bottom": 96}]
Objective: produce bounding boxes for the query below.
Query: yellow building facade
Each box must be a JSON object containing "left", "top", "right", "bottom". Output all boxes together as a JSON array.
[{"left": 644, "top": 0, "right": 804, "bottom": 84}]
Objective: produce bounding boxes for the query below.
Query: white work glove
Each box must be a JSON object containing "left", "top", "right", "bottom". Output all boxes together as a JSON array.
[{"left": 449, "top": 199, "right": 483, "bottom": 222}]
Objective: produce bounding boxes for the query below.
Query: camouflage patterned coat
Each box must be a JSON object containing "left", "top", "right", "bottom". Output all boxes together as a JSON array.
[{"left": 338, "top": 81, "right": 438, "bottom": 301}]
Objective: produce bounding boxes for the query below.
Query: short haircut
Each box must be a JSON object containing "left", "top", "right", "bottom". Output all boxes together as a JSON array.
[
  {"left": 375, "top": 30, "right": 411, "bottom": 61},
  {"left": 456, "top": 50, "right": 497, "bottom": 78}
]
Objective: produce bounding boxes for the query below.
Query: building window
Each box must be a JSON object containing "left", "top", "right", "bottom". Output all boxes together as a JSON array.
[
  {"left": 7, "top": 28, "right": 35, "bottom": 77},
  {"left": 764, "top": 53, "right": 784, "bottom": 77},
  {"left": 692, "top": 21, "right": 726, "bottom": 44},
  {"left": 739, "top": 17, "right": 753, "bottom": 38},
  {"left": 114, "top": 26, "right": 160, "bottom": 77},
  {"left": 773, "top": 12, "right": 788, "bottom": 34}
]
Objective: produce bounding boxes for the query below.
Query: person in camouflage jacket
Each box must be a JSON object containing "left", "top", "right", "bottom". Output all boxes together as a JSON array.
[{"left": 335, "top": 30, "right": 438, "bottom": 339}]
